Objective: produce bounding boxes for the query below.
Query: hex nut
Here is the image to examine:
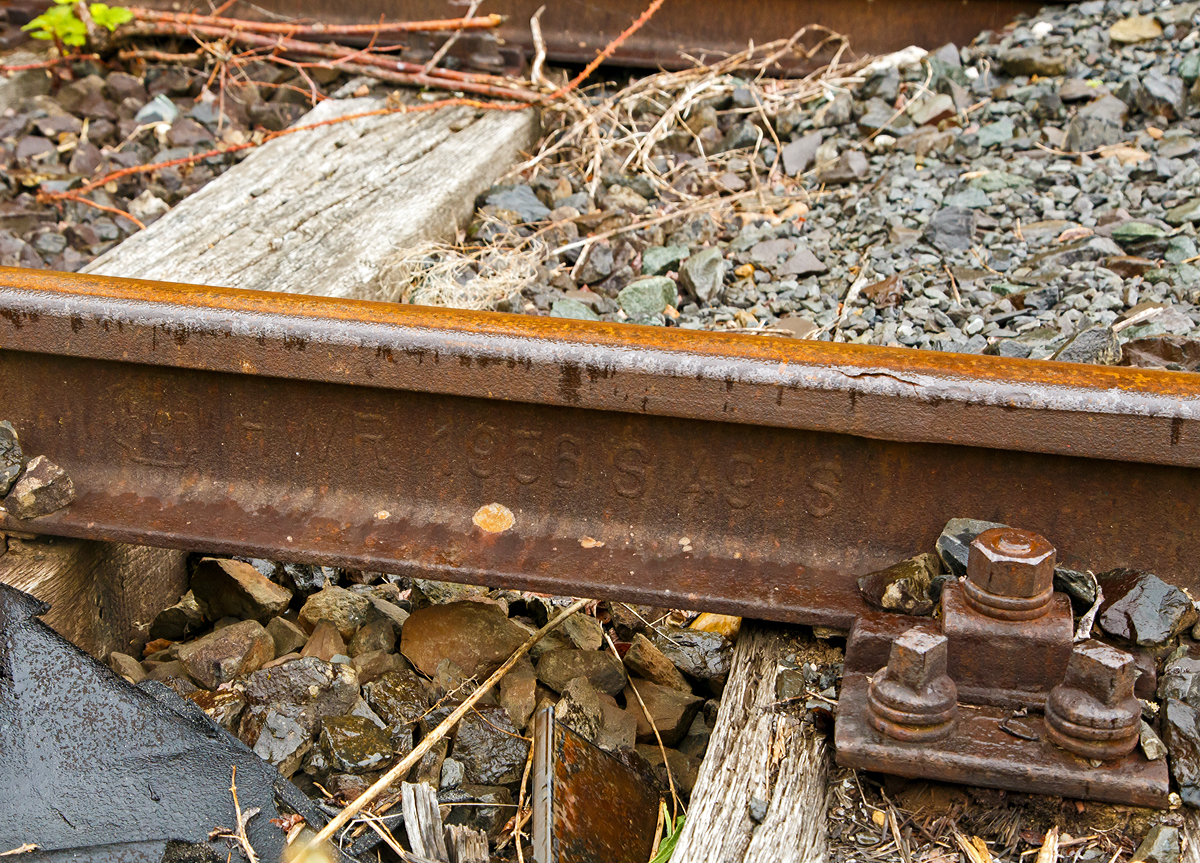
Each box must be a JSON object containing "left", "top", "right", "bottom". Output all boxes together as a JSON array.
[{"left": 964, "top": 527, "right": 1056, "bottom": 620}]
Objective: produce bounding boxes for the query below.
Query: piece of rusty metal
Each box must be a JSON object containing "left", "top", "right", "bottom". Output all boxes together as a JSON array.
[
  {"left": 3, "top": 269, "right": 1200, "bottom": 627},
  {"left": 963, "top": 527, "right": 1057, "bottom": 621},
  {"left": 134, "top": 0, "right": 1056, "bottom": 74},
  {"left": 1044, "top": 641, "right": 1142, "bottom": 761},
  {"left": 0, "top": 581, "right": 357, "bottom": 861},
  {"left": 866, "top": 628, "right": 958, "bottom": 742},
  {"left": 835, "top": 668, "right": 1170, "bottom": 808},
  {"left": 943, "top": 529, "right": 1075, "bottom": 708},
  {"left": 532, "top": 708, "right": 660, "bottom": 863},
  {"left": 838, "top": 528, "right": 1168, "bottom": 806}
]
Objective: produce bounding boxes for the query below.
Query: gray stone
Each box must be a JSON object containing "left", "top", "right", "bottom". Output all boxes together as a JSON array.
[
  {"left": 483, "top": 185, "right": 549, "bottom": 223},
  {"left": 444, "top": 785, "right": 514, "bottom": 836},
  {"left": 777, "top": 247, "right": 827, "bottom": 277},
  {"left": 3, "top": 455, "right": 74, "bottom": 520},
  {"left": 619, "top": 276, "right": 677, "bottom": 319},
  {"left": 781, "top": 131, "right": 822, "bottom": 176},
  {"left": 190, "top": 557, "right": 292, "bottom": 623},
  {"left": 134, "top": 93, "right": 179, "bottom": 125},
  {"left": 813, "top": 92, "right": 852, "bottom": 128},
  {"left": 716, "top": 121, "right": 759, "bottom": 153},
  {"left": 1130, "top": 826, "right": 1179, "bottom": 863},
  {"left": 555, "top": 676, "right": 603, "bottom": 741},
  {"left": 441, "top": 757, "right": 465, "bottom": 789},
  {"left": 0, "top": 421, "right": 22, "bottom": 497},
  {"left": 652, "top": 628, "right": 731, "bottom": 690},
  {"left": 1137, "top": 73, "right": 1185, "bottom": 120},
  {"left": 1064, "top": 95, "right": 1128, "bottom": 152},
  {"left": 552, "top": 294, "right": 600, "bottom": 322},
  {"left": 537, "top": 649, "right": 627, "bottom": 695},
  {"left": 642, "top": 245, "right": 689, "bottom": 276},
  {"left": 943, "top": 188, "right": 991, "bottom": 209},
  {"left": 817, "top": 151, "right": 869, "bottom": 185},
  {"left": 1050, "top": 325, "right": 1121, "bottom": 365},
  {"left": 977, "top": 117, "right": 1014, "bottom": 148},
  {"left": 923, "top": 207, "right": 977, "bottom": 253},
  {"left": 1141, "top": 720, "right": 1168, "bottom": 761},
  {"left": 1165, "top": 698, "right": 1200, "bottom": 808},
  {"left": 679, "top": 247, "right": 727, "bottom": 303},
  {"left": 252, "top": 708, "right": 310, "bottom": 778},
  {"left": 936, "top": 517, "right": 1008, "bottom": 576},
  {"left": 453, "top": 705, "right": 528, "bottom": 785},
  {"left": 1098, "top": 569, "right": 1198, "bottom": 647},
  {"left": 1166, "top": 198, "right": 1200, "bottom": 226},
  {"left": 575, "top": 243, "right": 614, "bottom": 285},
  {"left": 238, "top": 656, "right": 360, "bottom": 734}
]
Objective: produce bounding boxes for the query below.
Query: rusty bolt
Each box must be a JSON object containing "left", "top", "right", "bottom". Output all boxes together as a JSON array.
[
  {"left": 963, "top": 527, "right": 1056, "bottom": 621},
  {"left": 1044, "top": 641, "right": 1141, "bottom": 761},
  {"left": 868, "top": 628, "right": 958, "bottom": 743}
]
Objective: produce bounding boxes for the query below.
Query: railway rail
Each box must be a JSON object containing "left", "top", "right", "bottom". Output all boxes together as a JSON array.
[{"left": 1, "top": 267, "right": 1198, "bottom": 629}]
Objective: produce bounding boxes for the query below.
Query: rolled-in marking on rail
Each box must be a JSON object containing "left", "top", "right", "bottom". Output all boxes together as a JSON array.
[{"left": 473, "top": 503, "right": 514, "bottom": 533}]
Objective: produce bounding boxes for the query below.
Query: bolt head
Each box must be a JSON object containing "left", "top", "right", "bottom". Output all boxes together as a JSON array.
[
  {"left": 886, "top": 628, "right": 949, "bottom": 692},
  {"left": 967, "top": 527, "right": 1056, "bottom": 600},
  {"left": 1063, "top": 641, "right": 1136, "bottom": 708}
]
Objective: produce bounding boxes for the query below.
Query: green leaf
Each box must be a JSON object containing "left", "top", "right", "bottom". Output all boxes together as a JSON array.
[
  {"left": 21, "top": 3, "right": 88, "bottom": 45},
  {"left": 90, "top": 3, "right": 134, "bottom": 30},
  {"left": 647, "top": 813, "right": 685, "bottom": 863}
]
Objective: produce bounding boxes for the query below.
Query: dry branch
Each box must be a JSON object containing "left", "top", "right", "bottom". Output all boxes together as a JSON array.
[{"left": 296, "top": 598, "right": 591, "bottom": 857}]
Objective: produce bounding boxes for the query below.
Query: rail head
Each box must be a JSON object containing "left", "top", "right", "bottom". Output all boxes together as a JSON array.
[{"left": 1, "top": 267, "right": 1198, "bottom": 468}]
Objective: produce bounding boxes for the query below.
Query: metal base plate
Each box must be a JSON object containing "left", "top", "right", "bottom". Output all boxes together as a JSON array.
[{"left": 835, "top": 672, "right": 1169, "bottom": 809}]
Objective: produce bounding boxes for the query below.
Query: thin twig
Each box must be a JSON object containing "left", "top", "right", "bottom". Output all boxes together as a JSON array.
[
  {"left": 129, "top": 8, "right": 505, "bottom": 37},
  {"left": 0, "top": 846, "right": 38, "bottom": 858},
  {"left": 297, "top": 598, "right": 591, "bottom": 857},
  {"left": 53, "top": 193, "right": 147, "bottom": 230},
  {"left": 230, "top": 766, "right": 259, "bottom": 863},
  {"left": 605, "top": 631, "right": 682, "bottom": 819},
  {"left": 529, "top": 5, "right": 548, "bottom": 87},
  {"left": 423, "top": 0, "right": 482, "bottom": 75}
]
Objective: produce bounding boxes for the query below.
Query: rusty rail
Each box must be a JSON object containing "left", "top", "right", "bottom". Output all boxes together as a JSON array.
[
  {"left": 1, "top": 267, "right": 1198, "bottom": 627},
  {"left": 132, "top": 0, "right": 1051, "bottom": 73}
]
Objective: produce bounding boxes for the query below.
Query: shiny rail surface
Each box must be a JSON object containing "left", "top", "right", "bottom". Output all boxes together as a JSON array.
[{"left": 1, "top": 267, "right": 1198, "bottom": 627}]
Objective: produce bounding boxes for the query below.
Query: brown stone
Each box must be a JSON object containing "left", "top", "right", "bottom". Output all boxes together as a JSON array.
[
  {"left": 178, "top": 619, "right": 275, "bottom": 689},
  {"left": 298, "top": 586, "right": 371, "bottom": 639},
  {"left": 364, "top": 669, "right": 431, "bottom": 727},
  {"left": 190, "top": 557, "right": 292, "bottom": 622},
  {"left": 624, "top": 633, "right": 691, "bottom": 693},
  {"left": 236, "top": 656, "right": 360, "bottom": 734},
  {"left": 266, "top": 616, "right": 308, "bottom": 656},
  {"left": 499, "top": 656, "right": 538, "bottom": 731},
  {"left": 401, "top": 601, "right": 526, "bottom": 679},
  {"left": 353, "top": 649, "right": 410, "bottom": 685},
  {"left": 302, "top": 620, "right": 348, "bottom": 661},
  {"left": 185, "top": 688, "right": 248, "bottom": 732},
  {"left": 537, "top": 649, "right": 627, "bottom": 696},
  {"left": 596, "top": 693, "right": 639, "bottom": 750},
  {"left": 350, "top": 618, "right": 396, "bottom": 656},
  {"left": 624, "top": 677, "right": 704, "bottom": 746},
  {"left": 3, "top": 455, "right": 74, "bottom": 519},
  {"left": 635, "top": 744, "right": 700, "bottom": 796},
  {"left": 107, "top": 651, "right": 146, "bottom": 683},
  {"left": 1103, "top": 256, "right": 1158, "bottom": 279}
]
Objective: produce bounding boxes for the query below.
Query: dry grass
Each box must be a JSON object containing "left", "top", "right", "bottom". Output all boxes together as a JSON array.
[{"left": 373, "top": 240, "right": 540, "bottom": 311}]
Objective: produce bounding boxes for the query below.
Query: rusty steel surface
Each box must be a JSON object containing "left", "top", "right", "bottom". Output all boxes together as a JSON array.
[
  {"left": 2, "top": 268, "right": 1200, "bottom": 626},
  {"left": 532, "top": 708, "right": 659, "bottom": 863},
  {"left": 137, "top": 0, "right": 1052, "bottom": 72},
  {"left": 835, "top": 669, "right": 1171, "bottom": 808}
]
